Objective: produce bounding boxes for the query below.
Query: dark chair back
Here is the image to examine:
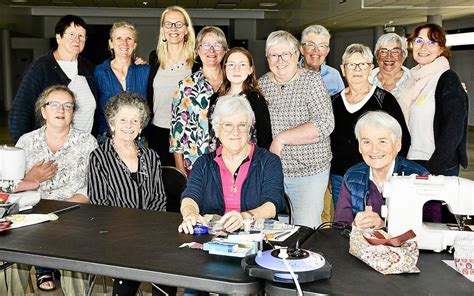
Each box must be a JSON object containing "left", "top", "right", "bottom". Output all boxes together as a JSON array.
[
  {"left": 161, "top": 166, "right": 187, "bottom": 213},
  {"left": 278, "top": 192, "right": 294, "bottom": 225}
]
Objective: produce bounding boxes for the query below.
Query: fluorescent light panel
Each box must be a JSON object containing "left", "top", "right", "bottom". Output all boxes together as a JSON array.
[{"left": 446, "top": 32, "right": 474, "bottom": 46}]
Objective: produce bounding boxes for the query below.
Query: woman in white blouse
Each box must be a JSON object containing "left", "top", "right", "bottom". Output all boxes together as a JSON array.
[{"left": 14, "top": 84, "right": 97, "bottom": 293}]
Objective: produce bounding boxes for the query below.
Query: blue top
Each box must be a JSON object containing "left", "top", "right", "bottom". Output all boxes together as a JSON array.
[
  {"left": 94, "top": 59, "right": 150, "bottom": 133},
  {"left": 320, "top": 63, "right": 345, "bottom": 96},
  {"left": 181, "top": 146, "right": 285, "bottom": 215}
]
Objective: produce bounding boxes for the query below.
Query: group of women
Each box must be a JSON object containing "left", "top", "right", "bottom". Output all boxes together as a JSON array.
[{"left": 5, "top": 4, "right": 468, "bottom": 295}]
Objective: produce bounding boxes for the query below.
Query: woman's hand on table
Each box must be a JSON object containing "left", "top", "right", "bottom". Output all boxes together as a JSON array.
[
  {"left": 178, "top": 212, "right": 207, "bottom": 234},
  {"left": 219, "top": 210, "right": 244, "bottom": 233},
  {"left": 24, "top": 160, "right": 58, "bottom": 184},
  {"left": 353, "top": 206, "right": 384, "bottom": 229}
]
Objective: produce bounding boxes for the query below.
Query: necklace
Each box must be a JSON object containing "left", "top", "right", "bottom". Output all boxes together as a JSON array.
[{"left": 273, "top": 69, "right": 299, "bottom": 91}]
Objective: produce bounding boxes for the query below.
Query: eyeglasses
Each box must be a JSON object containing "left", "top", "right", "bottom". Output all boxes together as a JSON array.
[
  {"left": 63, "top": 31, "right": 87, "bottom": 41},
  {"left": 200, "top": 43, "right": 224, "bottom": 51},
  {"left": 302, "top": 41, "right": 329, "bottom": 51},
  {"left": 219, "top": 122, "right": 249, "bottom": 133},
  {"left": 378, "top": 48, "right": 403, "bottom": 57},
  {"left": 413, "top": 37, "right": 437, "bottom": 48},
  {"left": 44, "top": 101, "right": 75, "bottom": 111},
  {"left": 225, "top": 62, "right": 250, "bottom": 71},
  {"left": 163, "top": 21, "right": 186, "bottom": 29},
  {"left": 344, "top": 62, "right": 371, "bottom": 70},
  {"left": 267, "top": 51, "right": 295, "bottom": 62}
]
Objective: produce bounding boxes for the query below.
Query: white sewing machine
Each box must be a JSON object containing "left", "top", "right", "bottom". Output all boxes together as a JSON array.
[
  {"left": 383, "top": 175, "right": 474, "bottom": 252},
  {"left": 0, "top": 145, "right": 40, "bottom": 211}
]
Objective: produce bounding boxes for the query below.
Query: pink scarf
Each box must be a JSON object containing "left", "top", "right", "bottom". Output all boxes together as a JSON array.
[{"left": 398, "top": 56, "right": 450, "bottom": 123}]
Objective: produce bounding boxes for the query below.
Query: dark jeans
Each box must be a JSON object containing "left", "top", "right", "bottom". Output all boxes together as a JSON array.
[{"left": 145, "top": 124, "right": 175, "bottom": 167}]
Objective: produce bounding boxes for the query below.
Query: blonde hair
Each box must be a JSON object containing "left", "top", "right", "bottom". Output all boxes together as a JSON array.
[
  {"left": 109, "top": 21, "right": 138, "bottom": 57},
  {"left": 157, "top": 6, "right": 196, "bottom": 69}
]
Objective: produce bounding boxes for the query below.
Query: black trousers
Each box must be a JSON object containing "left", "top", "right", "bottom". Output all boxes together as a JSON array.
[
  {"left": 112, "top": 279, "right": 177, "bottom": 295},
  {"left": 145, "top": 124, "right": 175, "bottom": 167}
]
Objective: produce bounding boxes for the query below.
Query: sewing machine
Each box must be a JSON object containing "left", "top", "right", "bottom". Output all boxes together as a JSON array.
[
  {"left": 0, "top": 145, "right": 40, "bottom": 212},
  {"left": 382, "top": 175, "right": 474, "bottom": 252}
]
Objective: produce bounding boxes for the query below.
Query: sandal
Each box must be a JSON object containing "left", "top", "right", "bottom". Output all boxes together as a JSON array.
[{"left": 37, "top": 272, "right": 56, "bottom": 292}]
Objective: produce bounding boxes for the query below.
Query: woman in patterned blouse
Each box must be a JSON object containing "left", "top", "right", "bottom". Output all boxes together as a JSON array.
[
  {"left": 15, "top": 84, "right": 97, "bottom": 293},
  {"left": 258, "top": 30, "right": 334, "bottom": 228},
  {"left": 170, "top": 26, "right": 229, "bottom": 175}
]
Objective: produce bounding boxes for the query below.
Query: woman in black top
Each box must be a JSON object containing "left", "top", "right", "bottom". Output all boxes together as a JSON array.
[
  {"left": 330, "top": 43, "right": 410, "bottom": 206},
  {"left": 209, "top": 47, "right": 273, "bottom": 150},
  {"left": 88, "top": 92, "right": 166, "bottom": 295}
]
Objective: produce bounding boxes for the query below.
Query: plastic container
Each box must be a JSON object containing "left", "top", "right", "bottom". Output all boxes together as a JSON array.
[{"left": 453, "top": 233, "right": 474, "bottom": 281}]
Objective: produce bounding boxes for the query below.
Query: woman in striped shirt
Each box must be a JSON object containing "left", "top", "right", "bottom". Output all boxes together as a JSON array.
[{"left": 87, "top": 91, "right": 166, "bottom": 295}]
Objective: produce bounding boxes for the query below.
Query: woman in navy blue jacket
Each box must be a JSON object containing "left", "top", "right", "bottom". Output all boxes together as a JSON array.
[{"left": 178, "top": 96, "right": 284, "bottom": 234}]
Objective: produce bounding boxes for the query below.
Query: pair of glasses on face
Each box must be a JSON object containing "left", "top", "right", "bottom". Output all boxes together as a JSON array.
[
  {"left": 219, "top": 122, "right": 249, "bottom": 133},
  {"left": 200, "top": 43, "right": 224, "bottom": 51},
  {"left": 267, "top": 51, "right": 295, "bottom": 62},
  {"left": 44, "top": 101, "right": 75, "bottom": 111},
  {"left": 163, "top": 21, "right": 186, "bottom": 29},
  {"left": 225, "top": 62, "right": 250, "bottom": 71},
  {"left": 413, "top": 37, "right": 438, "bottom": 47},
  {"left": 64, "top": 32, "right": 87, "bottom": 41},
  {"left": 302, "top": 41, "right": 329, "bottom": 51},
  {"left": 378, "top": 48, "right": 403, "bottom": 57},
  {"left": 344, "top": 62, "right": 372, "bottom": 70}
]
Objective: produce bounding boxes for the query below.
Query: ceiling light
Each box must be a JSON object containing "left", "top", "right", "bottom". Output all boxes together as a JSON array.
[
  {"left": 259, "top": 2, "right": 277, "bottom": 7},
  {"left": 11, "top": 0, "right": 28, "bottom": 2}
]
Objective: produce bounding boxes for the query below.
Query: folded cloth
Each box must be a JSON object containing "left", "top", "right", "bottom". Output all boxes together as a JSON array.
[{"left": 349, "top": 226, "right": 420, "bottom": 274}]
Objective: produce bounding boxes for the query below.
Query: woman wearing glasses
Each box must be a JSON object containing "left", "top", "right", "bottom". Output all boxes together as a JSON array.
[
  {"left": 208, "top": 47, "right": 272, "bottom": 150},
  {"left": 94, "top": 21, "right": 150, "bottom": 144},
  {"left": 9, "top": 15, "right": 97, "bottom": 143},
  {"left": 399, "top": 23, "right": 468, "bottom": 176},
  {"left": 369, "top": 33, "right": 410, "bottom": 101},
  {"left": 330, "top": 43, "right": 410, "bottom": 207},
  {"left": 258, "top": 30, "right": 333, "bottom": 228},
  {"left": 15, "top": 85, "right": 97, "bottom": 293},
  {"left": 146, "top": 6, "right": 198, "bottom": 166},
  {"left": 170, "top": 26, "right": 229, "bottom": 174},
  {"left": 178, "top": 96, "right": 284, "bottom": 234}
]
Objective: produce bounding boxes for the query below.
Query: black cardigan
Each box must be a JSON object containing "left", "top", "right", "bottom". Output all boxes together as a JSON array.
[{"left": 426, "top": 70, "right": 468, "bottom": 174}]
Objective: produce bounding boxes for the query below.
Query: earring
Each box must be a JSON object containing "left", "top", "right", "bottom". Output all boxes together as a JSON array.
[
  {"left": 162, "top": 37, "right": 167, "bottom": 42},
  {"left": 137, "top": 133, "right": 142, "bottom": 141},
  {"left": 184, "top": 34, "right": 188, "bottom": 43}
]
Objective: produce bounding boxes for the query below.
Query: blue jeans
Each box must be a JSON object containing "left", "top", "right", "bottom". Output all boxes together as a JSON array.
[
  {"left": 284, "top": 170, "right": 329, "bottom": 228},
  {"left": 330, "top": 174, "right": 344, "bottom": 208}
]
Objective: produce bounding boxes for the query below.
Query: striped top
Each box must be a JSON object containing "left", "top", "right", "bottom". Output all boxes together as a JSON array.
[{"left": 88, "top": 139, "right": 166, "bottom": 210}]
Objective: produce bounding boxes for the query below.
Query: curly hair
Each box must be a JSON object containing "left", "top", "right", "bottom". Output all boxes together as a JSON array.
[{"left": 104, "top": 92, "right": 150, "bottom": 129}]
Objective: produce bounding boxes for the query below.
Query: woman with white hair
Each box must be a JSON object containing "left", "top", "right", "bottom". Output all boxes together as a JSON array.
[
  {"left": 258, "top": 30, "right": 334, "bottom": 228},
  {"left": 334, "top": 111, "right": 429, "bottom": 229},
  {"left": 178, "top": 96, "right": 284, "bottom": 234},
  {"left": 330, "top": 43, "right": 410, "bottom": 207},
  {"left": 299, "top": 24, "right": 344, "bottom": 96},
  {"left": 369, "top": 33, "right": 410, "bottom": 101}
]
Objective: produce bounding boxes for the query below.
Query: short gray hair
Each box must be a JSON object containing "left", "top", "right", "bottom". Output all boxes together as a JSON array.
[
  {"left": 104, "top": 92, "right": 150, "bottom": 129},
  {"left": 354, "top": 111, "right": 402, "bottom": 142},
  {"left": 211, "top": 96, "right": 255, "bottom": 132},
  {"left": 374, "top": 33, "right": 408, "bottom": 59},
  {"left": 196, "top": 26, "right": 229, "bottom": 51},
  {"left": 265, "top": 30, "right": 299, "bottom": 57},
  {"left": 301, "top": 25, "right": 331, "bottom": 43},
  {"left": 342, "top": 43, "right": 373, "bottom": 65},
  {"left": 35, "top": 85, "right": 76, "bottom": 126}
]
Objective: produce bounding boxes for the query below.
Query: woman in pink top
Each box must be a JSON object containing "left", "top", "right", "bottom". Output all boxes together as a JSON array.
[{"left": 178, "top": 96, "right": 285, "bottom": 234}]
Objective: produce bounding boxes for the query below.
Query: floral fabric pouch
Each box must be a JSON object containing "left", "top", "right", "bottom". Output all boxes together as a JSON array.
[{"left": 349, "top": 226, "right": 420, "bottom": 274}]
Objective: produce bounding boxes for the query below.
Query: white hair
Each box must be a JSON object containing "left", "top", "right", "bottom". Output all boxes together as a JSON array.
[
  {"left": 342, "top": 43, "right": 373, "bottom": 65},
  {"left": 354, "top": 111, "right": 402, "bottom": 142},
  {"left": 211, "top": 96, "right": 255, "bottom": 132},
  {"left": 265, "top": 30, "right": 299, "bottom": 57},
  {"left": 301, "top": 25, "right": 331, "bottom": 42},
  {"left": 374, "top": 33, "right": 408, "bottom": 59}
]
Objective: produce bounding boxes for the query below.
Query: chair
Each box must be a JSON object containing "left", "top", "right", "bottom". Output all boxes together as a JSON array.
[
  {"left": 161, "top": 166, "right": 188, "bottom": 213},
  {"left": 278, "top": 193, "right": 294, "bottom": 225}
]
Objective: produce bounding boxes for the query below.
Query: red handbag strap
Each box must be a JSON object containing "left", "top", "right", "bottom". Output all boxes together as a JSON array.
[{"left": 364, "top": 230, "right": 416, "bottom": 247}]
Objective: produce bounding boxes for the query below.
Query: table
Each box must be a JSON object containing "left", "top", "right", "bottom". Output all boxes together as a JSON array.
[
  {"left": 0, "top": 200, "right": 262, "bottom": 295},
  {"left": 266, "top": 228, "right": 473, "bottom": 295}
]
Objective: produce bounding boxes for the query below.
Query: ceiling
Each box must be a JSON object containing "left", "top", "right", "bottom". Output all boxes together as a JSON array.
[{"left": 2, "top": 0, "right": 474, "bottom": 32}]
